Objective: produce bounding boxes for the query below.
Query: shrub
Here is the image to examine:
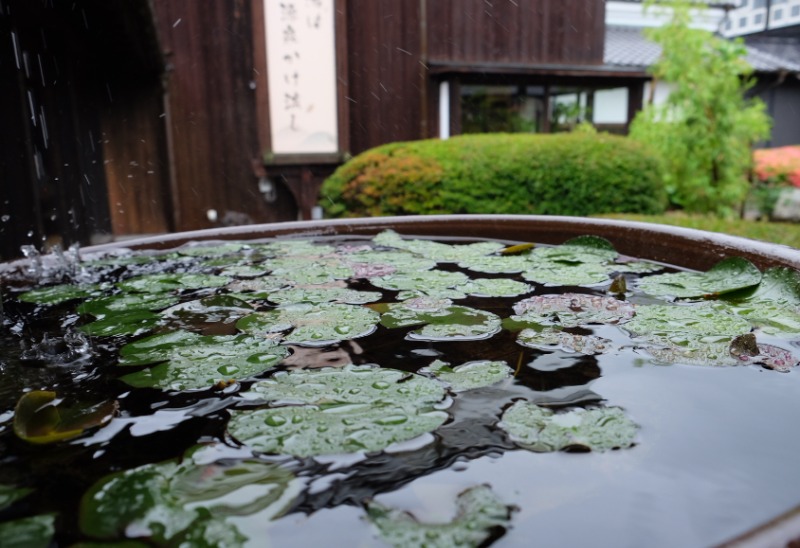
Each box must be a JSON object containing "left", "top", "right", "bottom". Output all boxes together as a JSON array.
[
  {"left": 754, "top": 146, "right": 800, "bottom": 188},
  {"left": 320, "top": 133, "right": 667, "bottom": 218}
]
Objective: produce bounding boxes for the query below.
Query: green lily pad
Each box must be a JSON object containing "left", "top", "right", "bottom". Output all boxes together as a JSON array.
[
  {"left": 177, "top": 242, "right": 248, "bottom": 257},
  {"left": 637, "top": 257, "right": 762, "bottom": 299},
  {"left": 0, "top": 514, "right": 55, "bottom": 548},
  {"left": 624, "top": 303, "right": 752, "bottom": 349},
  {"left": 457, "top": 278, "right": 532, "bottom": 298},
  {"left": 240, "top": 364, "right": 447, "bottom": 407},
  {"left": 236, "top": 303, "right": 380, "bottom": 346},
  {"left": 18, "top": 283, "right": 103, "bottom": 305},
  {"left": 344, "top": 250, "right": 437, "bottom": 275},
  {"left": 378, "top": 297, "right": 502, "bottom": 341},
  {"left": 118, "top": 332, "right": 288, "bottom": 391},
  {"left": 219, "top": 264, "right": 271, "bottom": 278},
  {"left": 160, "top": 295, "right": 254, "bottom": 327},
  {"left": 13, "top": 391, "right": 117, "bottom": 444},
  {"left": 512, "top": 294, "right": 635, "bottom": 328},
  {"left": 0, "top": 484, "right": 33, "bottom": 511},
  {"left": 366, "top": 485, "right": 514, "bottom": 548},
  {"left": 370, "top": 270, "right": 471, "bottom": 300},
  {"left": 230, "top": 365, "right": 448, "bottom": 457},
  {"left": 266, "top": 285, "right": 383, "bottom": 305},
  {"left": 718, "top": 267, "right": 800, "bottom": 336},
  {"left": 517, "top": 328, "right": 612, "bottom": 355},
  {"left": 522, "top": 262, "right": 612, "bottom": 286},
  {"left": 226, "top": 276, "right": 294, "bottom": 299},
  {"left": 419, "top": 359, "right": 513, "bottom": 392},
  {"left": 531, "top": 236, "right": 618, "bottom": 264},
  {"left": 373, "top": 230, "right": 504, "bottom": 262},
  {"left": 79, "top": 309, "right": 161, "bottom": 337},
  {"left": 79, "top": 444, "right": 299, "bottom": 545},
  {"left": 458, "top": 254, "right": 531, "bottom": 274},
  {"left": 78, "top": 293, "right": 179, "bottom": 316},
  {"left": 264, "top": 256, "right": 355, "bottom": 284},
  {"left": 117, "top": 273, "right": 232, "bottom": 294},
  {"left": 498, "top": 401, "right": 638, "bottom": 452}
]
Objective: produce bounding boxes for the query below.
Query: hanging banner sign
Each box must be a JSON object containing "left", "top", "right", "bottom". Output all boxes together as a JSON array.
[{"left": 265, "top": 0, "right": 339, "bottom": 154}]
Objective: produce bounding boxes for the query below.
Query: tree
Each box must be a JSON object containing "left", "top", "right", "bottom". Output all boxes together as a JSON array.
[{"left": 629, "top": 0, "right": 771, "bottom": 216}]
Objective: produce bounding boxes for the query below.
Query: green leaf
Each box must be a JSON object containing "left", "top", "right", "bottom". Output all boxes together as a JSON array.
[
  {"left": 117, "top": 273, "right": 231, "bottom": 294},
  {"left": 159, "top": 295, "right": 254, "bottom": 328},
  {"left": 79, "top": 444, "right": 299, "bottom": 544},
  {"left": 498, "top": 401, "right": 638, "bottom": 452},
  {"left": 236, "top": 303, "right": 380, "bottom": 346},
  {"left": 13, "top": 391, "right": 117, "bottom": 444},
  {"left": 366, "top": 485, "right": 514, "bottom": 548},
  {"left": 457, "top": 278, "right": 532, "bottom": 298},
  {"left": 372, "top": 230, "right": 504, "bottom": 262},
  {"left": 719, "top": 267, "right": 800, "bottom": 336},
  {"left": 531, "top": 237, "right": 617, "bottom": 263},
  {"left": 625, "top": 303, "right": 752, "bottom": 348},
  {"left": 419, "top": 359, "right": 513, "bottom": 392},
  {"left": 79, "top": 309, "right": 161, "bottom": 337},
  {"left": 78, "top": 293, "right": 179, "bottom": 316},
  {"left": 0, "top": 484, "right": 33, "bottom": 511},
  {"left": 266, "top": 285, "right": 382, "bottom": 305},
  {"left": 230, "top": 365, "right": 448, "bottom": 457},
  {"left": 370, "top": 270, "right": 470, "bottom": 299},
  {"left": 18, "top": 283, "right": 102, "bottom": 305},
  {"left": 636, "top": 257, "right": 762, "bottom": 299},
  {"left": 379, "top": 297, "right": 502, "bottom": 341},
  {"left": 0, "top": 514, "right": 55, "bottom": 548},
  {"left": 458, "top": 254, "right": 531, "bottom": 274},
  {"left": 118, "top": 333, "right": 288, "bottom": 391},
  {"left": 521, "top": 262, "right": 612, "bottom": 286},
  {"left": 512, "top": 294, "right": 635, "bottom": 328},
  {"left": 517, "top": 328, "right": 611, "bottom": 355}
]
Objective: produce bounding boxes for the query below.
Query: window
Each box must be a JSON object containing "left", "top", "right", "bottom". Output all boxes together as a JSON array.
[
  {"left": 739, "top": 16, "right": 747, "bottom": 27},
  {"left": 792, "top": 5, "right": 800, "bottom": 16},
  {"left": 775, "top": 8, "right": 783, "bottom": 19},
  {"left": 754, "top": 0, "right": 766, "bottom": 7},
  {"left": 726, "top": 19, "right": 732, "bottom": 30},
  {"left": 754, "top": 13, "right": 764, "bottom": 23}
]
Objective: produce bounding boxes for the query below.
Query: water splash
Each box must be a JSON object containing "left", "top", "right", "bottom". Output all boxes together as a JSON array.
[{"left": 20, "top": 329, "right": 93, "bottom": 367}]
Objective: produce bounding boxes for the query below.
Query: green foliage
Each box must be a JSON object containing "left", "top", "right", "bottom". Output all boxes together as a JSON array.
[
  {"left": 629, "top": 0, "right": 772, "bottom": 215},
  {"left": 320, "top": 133, "right": 667, "bottom": 218}
]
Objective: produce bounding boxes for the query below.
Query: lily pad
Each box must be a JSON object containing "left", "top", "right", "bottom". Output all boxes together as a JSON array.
[
  {"left": 18, "top": 283, "right": 103, "bottom": 305},
  {"left": 521, "top": 261, "right": 612, "bottom": 287},
  {"left": 458, "top": 254, "right": 531, "bottom": 274},
  {"left": 226, "top": 276, "right": 294, "bottom": 299},
  {"left": 530, "top": 236, "right": 618, "bottom": 264},
  {"left": 117, "top": 273, "right": 232, "bottom": 294},
  {"left": 266, "top": 285, "right": 383, "bottom": 305},
  {"left": 366, "top": 485, "right": 514, "bottom": 548},
  {"left": 378, "top": 298, "right": 502, "bottom": 341},
  {"left": 419, "top": 359, "right": 513, "bottom": 392},
  {"left": 517, "top": 328, "right": 612, "bottom": 355},
  {"left": 624, "top": 303, "right": 752, "bottom": 349},
  {"left": 78, "top": 293, "right": 180, "bottom": 317},
  {"left": 160, "top": 295, "right": 254, "bottom": 327},
  {"left": 370, "top": 270, "right": 470, "bottom": 300},
  {"left": 230, "top": 365, "right": 448, "bottom": 457},
  {"left": 0, "top": 514, "right": 55, "bottom": 548},
  {"left": 177, "top": 242, "right": 248, "bottom": 257},
  {"left": 373, "top": 230, "right": 504, "bottom": 262},
  {"left": 118, "top": 332, "right": 288, "bottom": 391},
  {"left": 264, "top": 256, "right": 355, "bottom": 284},
  {"left": 236, "top": 303, "right": 380, "bottom": 346},
  {"left": 456, "top": 278, "right": 533, "bottom": 298},
  {"left": 79, "top": 445, "right": 299, "bottom": 545},
  {"left": 13, "top": 391, "right": 117, "bottom": 444},
  {"left": 718, "top": 267, "right": 800, "bottom": 336},
  {"left": 79, "top": 309, "right": 161, "bottom": 337},
  {"left": 636, "top": 257, "right": 762, "bottom": 299},
  {"left": 498, "top": 401, "right": 638, "bottom": 452},
  {"left": 0, "top": 484, "right": 33, "bottom": 511},
  {"left": 512, "top": 294, "right": 635, "bottom": 328}
]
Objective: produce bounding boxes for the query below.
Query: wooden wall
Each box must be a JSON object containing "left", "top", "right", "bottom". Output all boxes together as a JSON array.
[
  {"left": 427, "top": 0, "right": 605, "bottom": 66},
  {"left": 154, "top": 0, "right": 297, "bottom": 232}
]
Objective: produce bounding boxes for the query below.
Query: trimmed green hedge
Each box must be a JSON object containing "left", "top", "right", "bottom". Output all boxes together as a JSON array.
[{"left": 320, "top": 133, "right": 667, "bottom": 218}]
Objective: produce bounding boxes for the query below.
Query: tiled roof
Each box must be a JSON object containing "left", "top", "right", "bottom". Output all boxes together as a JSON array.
[{"left": 604, "top": 25, "right": 800, "bottom": 72}]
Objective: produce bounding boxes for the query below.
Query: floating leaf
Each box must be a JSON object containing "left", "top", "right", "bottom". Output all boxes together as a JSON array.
[
  {"left": 531, "top": 236, "right": 617, "bottom": 264},
  {"left": 117, "top": 273, "right": 231, "bottom": 294},
  {"left": 379, "top": 297, "right": 502, "bottom": 341},
  {"left": 373, "top": 230, "right": 503, "bottom": 262},
  {"left": 230, "top": 365, "right": 448, "bottom": 457},
  {"left": 219, "top": 264, "right": 270, "bottom": 278},
  {"left": 736, "top": 343, "right": 799, "bottom": 372},
  {"left": 419, "top": 359, "right": 513, "bottom": 392},
  {"left": 512, "top": 294, "right": 635, "bottom": 328},
  {"left": 718, "top": 267, "right": 800, "bottom": 335},
  {"left": 366, "top": 485, "right": 514, "bottom": 548},
  {"left": 458, "top": 254, "right": 531, "bottom": 274},
  {"left": 177, "top": 242, "right": 248, "bottom": 257},
  {"left": 160, "top": 294, "right": 254, "bottom": 327},
  {"left": 625, "top": 303, "right": 751, "bottom": 349},
  {"left": 78, "top": 293, "right": 179, "bottom": 316},
  {"left": 517, "top": 328, "right": 611, "bottom": 355},
  {"left": 501, "top": 242, "right": 535, "bottom": 255},
  {"left": 522, "top": 262, "right": 612, "bottom": 286},
  {"left": 457, "top": 278, "right": 532, "bottom": 298},
  {"left": 18, "top": 283, "right": 102, "bottom": 305},
  {"left": 0, "top": 484, "right": 33, "bottom": 511},
  {"left": 79, "top": 444, "right": 299, "bottom": 545},
  {"left": 236, "top": 303, "right": 379, "bottom": 346},
  {"left": 118, "top": 332, "right": 288, "bottom": 391},
  {"left": 343, "top": 250, "right": 437, "bottom": 273},
  {"left": 80, "top": 309, "right": 161, "bottom": 337},
  {"left": 498, "top": 401, "right": 638, "bottom": 452},
  {"left": 264, "top": 256, "right": 354, "bottom": 284},
  {"left": 240, "top": 364, "right": 446, "bottom": 407},
  {"left": 226, "top": 276, "right": 293, "bottom": 299},
  {"left": 636, "top": 257, "right": 762, "bottom": 299},
  {"left": 370, "top": 270, "right": 470, "bottom": 300},
  {"left": 0, "top": 514, "right": 55, "bottom": 548},
  {"left": 266, "top": 285, "right": 382, "bottom": 305},
  {"left": 14, "top": 391, "right": 117, "bottom": 444}
]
